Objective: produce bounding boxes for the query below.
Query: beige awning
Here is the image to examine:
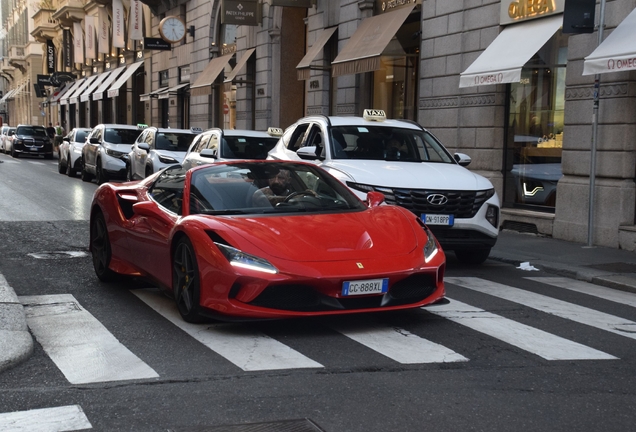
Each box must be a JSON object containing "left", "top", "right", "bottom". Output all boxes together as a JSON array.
[
  {"left": 79, "top": 70, "right": 113, "bottom": 102},
  {"left": 93, "top": 66, "right": 126, "bottom": 100},
  {"left": 331, "top": 5, "right": 414, "bottom": 77},
  {"left": 107, "top": 62, "right": 144, "bottom": 98},
  {"left": 190, "top": 53, "right": 234, "bottom": 97},
  {"left": 140, "top": 87, "right": 168, "bottom": 101},
  {"left": 583, "top": 7, "right": 636, "bottom": 75},
  {"left": 223, "top": 48, "right": 256, "bottom": 91},
  {"left": 296, "top": 27, "right": 337, "bottom": 80},
  {"left": 158, "top": 83, "right": 189, "bottom": 99}
]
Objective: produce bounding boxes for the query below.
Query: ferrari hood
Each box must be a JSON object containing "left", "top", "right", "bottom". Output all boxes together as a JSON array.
[
  {"left": 218, "top": 207, "right": 419, "bottom": 262},
  {"left": 326, "top": 160, "right": 494, "bottom": 190}
]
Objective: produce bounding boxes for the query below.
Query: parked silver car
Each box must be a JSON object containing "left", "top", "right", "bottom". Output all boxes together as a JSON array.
[
  {"left": 58, "top": 127, "right": 91, "bottom": 177},
  {"left": 81, "top": 124, "right": 143, "bottom": 184}
]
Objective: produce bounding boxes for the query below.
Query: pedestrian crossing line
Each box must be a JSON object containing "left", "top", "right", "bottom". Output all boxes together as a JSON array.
[
  {"left": 0, "top": 405, "right": 92, "bottom": 431},
  {"left": 330, "top": 321, "right": 468, "bottom": 364},
  {"left": 427, "top": 298, "right": 616, "bottom": 360},
  {"left": 132, "top": 289, "right": 324, "bottom": 371},
  {"left": 446, "top": 277, "right": 636, "bottom": 341},
  {"left": 19, "top": 294, "right": 159, "bottom": 384},
  {"left": 526, "top": 277, "right": 636, "bottom": 309},
  {"left": 27, "top": 161, "right": 44, "bottom": 165}
]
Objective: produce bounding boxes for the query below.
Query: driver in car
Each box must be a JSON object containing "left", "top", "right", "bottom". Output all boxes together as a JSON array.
[{"left": 252, "top": 169, "right": 294, "bottom": 206}]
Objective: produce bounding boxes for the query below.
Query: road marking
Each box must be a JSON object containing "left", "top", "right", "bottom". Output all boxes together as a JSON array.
[
  {"left": 446, "top": 277, "right": 636, "bottom": 341},
  {"left": 0, "top": 405, "right": 92, "bottom": 431},
  {"left": 331, "top": 321, "right": 468, "bottom": 364},
  {"left": 527, "top": 276, "right": 636, "bottom": 308},
  {"left": 27, "top": 161, "right": 45, "bottom": 165},
  {"left": 133, "top": 289, "right": 323, "bottom": 371},
  {"left": 20, "top": 294, "right": 159, "bottom": 384},
  {"left": 427, "top": 298, "right": 616, "bottom": 360}
]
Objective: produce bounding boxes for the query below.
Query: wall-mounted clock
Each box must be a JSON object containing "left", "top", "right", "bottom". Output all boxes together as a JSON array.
[{"left": 159, "top": 16, "right": 186, "bottom": 44}]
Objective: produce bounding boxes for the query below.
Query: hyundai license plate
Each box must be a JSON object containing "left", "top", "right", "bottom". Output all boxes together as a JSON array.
[
  {"left": 342, "top": 278, "right": 389, "bottom": 296},
  {"left": 423, "top": 214, "right": 454, "bottom": 226}
]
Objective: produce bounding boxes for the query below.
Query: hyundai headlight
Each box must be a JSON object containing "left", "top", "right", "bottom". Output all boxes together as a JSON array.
[
  {"left": 214, "top": 242, "right": 278, "bottom": 274},
  {"left": 158, "top": 155, "right": 179, "bottom": 164},
  {"left": 346, "top": 182, "right": 374, "bottom": 193}
]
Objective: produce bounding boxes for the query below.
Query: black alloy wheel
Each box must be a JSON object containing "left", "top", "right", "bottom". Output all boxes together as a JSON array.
[
  {"left": 96, "top": 159, "right": 108, "bottom": 185},
  {"left": 66, "top": 153, "right": 77, "bottom": 177},
  {"left": 11, "top": 146, "right": 18, "bottom": 158},
  {"left": 81, "top": 158, "right": 93, "bottom": 182},
  {"left": 145, "top": 165, "right": 153, "bottom": 179},
  {"left": 57, "top": 153, "right": 66, "bottom": 173},
  {"left": 126, "top": 163, "right": 133, "bottom": 181},
  {"left": 173, "top": 237, "right": 203, "bottom": 323},
  {"left": 90, "top": 211, "right": 117, "bottom": 282}
]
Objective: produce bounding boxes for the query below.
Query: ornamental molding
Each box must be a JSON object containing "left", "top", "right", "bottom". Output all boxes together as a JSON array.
[
  {"left": 419, "top": 96, "right": 458, "bottom": 109},
  {"left": 419, "top": 94, "right": 498, "bottom": 109},
  {"left": 307, "top": 105, "right": 329, "bottom": 116},
  {"left": 256, "top": 110, "right": 269, "bottom": 119},
  {"left": 565, "top": 83, "right": 632, "bottom": 100},
  {"left": 336, "top": 104, "right": 356, "bottom": 115}
]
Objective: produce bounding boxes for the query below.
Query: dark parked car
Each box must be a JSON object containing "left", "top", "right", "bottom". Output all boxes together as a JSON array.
[{"left": 11, "top": 124, "right": 54, "bottom": 159}]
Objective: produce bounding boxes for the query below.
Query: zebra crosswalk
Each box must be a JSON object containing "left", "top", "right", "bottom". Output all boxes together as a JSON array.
[{"left": 17, "top": 276, "right": 636, "bottom": 385}]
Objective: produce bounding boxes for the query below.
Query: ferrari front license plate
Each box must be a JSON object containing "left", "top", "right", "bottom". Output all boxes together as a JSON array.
[
  {"left": 423, "top": 214, "right": 454, "bottom": 226},
  {"left": 342, "top": 278, "right": 389, "bottom": 296}
]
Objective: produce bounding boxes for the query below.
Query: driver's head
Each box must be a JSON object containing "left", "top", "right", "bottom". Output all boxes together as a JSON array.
[{"left": 268, "top": 169, "right": 291, "bottom": 195}]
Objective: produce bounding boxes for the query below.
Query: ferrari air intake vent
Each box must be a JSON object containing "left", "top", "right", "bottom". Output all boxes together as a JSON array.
[
  {"left": 249, "top": 285, "right": 324, "bottom": 311},
  {"left": 389, "top": 274, "right": 437, "bottom": 303}
]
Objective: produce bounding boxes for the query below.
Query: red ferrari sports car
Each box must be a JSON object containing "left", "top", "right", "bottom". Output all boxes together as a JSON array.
[{"left": 89, "top": 161, "right": 446, "bottom": 322}]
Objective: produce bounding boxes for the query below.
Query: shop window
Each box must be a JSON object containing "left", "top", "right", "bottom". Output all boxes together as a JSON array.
[{"left": 504, "top": 31, "right": 567, "bottom": 210}]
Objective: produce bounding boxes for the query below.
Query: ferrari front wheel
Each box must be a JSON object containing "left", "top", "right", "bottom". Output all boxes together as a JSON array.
[
  {"left": 173, "top": 237, "right": 203, "bottom": 323},
  {"left": 90, "top": 211, "right": 118, "bottom": 282}
]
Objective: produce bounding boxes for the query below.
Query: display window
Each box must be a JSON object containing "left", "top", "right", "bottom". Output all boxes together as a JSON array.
[{"left": 504, "top": 31, "right": 568, "bottom": 210}]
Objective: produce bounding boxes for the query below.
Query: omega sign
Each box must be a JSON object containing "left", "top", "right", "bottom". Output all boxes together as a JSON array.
[
  {"left": 474, "top": 73, "right": 504, "bottom": 86},
  {"left": 607, "top": 58, "right": 636, "bottom": 71},
  {"left": 501, "top": 0, "right": 564, "bottom": 25}
]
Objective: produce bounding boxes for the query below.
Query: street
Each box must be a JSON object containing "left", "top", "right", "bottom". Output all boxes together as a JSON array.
[{"left": 0, "top": 152, "right": 635, "bottom": 431}]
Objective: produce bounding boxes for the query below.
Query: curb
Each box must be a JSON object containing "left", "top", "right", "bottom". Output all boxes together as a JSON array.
[{"left": 0, "top": 274, "right": 33, "bottom": 373}]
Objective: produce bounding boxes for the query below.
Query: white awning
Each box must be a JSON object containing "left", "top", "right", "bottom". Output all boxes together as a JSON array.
[
  {"left": 190, "top": 53, "right": 234, "bottom": 97},
  {"left": 8, "top": 83, "right": 28, "bottom": 99},
  {"left": 79, "top": 71, "right": 113, "bottom": 102},
  {"left": 140, "top": 87, "right": 168, "bottom": 101},
  {"left": 49, "top": 82, "right": 74, "bottom": 106},
  {"left": 69, "top": 75, "right": 98, "bottom": 104},
  {"left": 59, "top": 79, "right": 86, "bottom": 105},
  {"left": 296, "top": 26, "right": 337, "bottom": 80},
  {"left": 583, "top": 7, "right": 636, "bottom": 75},
  {"left": 0, "top": 88, "right": 16, "bottom": 103},
  {"left": 158, "top": 83, "right": 189, "bottom": 99},
  {"left": 93, "top": 66, "right": 126, "bottom": 101},
  {"left": 459, "top": 14, "right": 563, "bottom": 88},
  {"left": 107, "top": 62, "right": 144, "bottom": 98}
]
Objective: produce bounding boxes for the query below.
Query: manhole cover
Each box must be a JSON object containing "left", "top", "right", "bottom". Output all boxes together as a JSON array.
[
  {"left": 28, "top": 251, "right": 89, "bottom": 260},
  {"left": 585, "top": 262, "right": 636, "bottom": 273},
  {"left": 171, "top": 418, "right": 325, "bottom": 432}
]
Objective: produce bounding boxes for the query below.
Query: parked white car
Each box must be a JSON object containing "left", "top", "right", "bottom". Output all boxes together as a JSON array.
[
  {"left": 81, "top": 124, "right": 143, "bottom": 184},
  {"left": 0, "top": 126, "right": 15, "bottom": 154},
  {"left": 268, "top": 110, "right": 500, "bottom": 264},
  {"left": 126, "top": 127, "right": 199, "bottom": 180},
  {"left": 181, "top": 128, "right": 282, "bottom": 171},
  {"left": 58, "top": 127, "right": 91, "bottom": 177}
]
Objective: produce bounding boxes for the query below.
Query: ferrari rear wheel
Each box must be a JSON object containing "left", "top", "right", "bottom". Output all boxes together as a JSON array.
[
  {"left": 91, "top": 211, "right": 118, "bottom": 282},
  {"left": 173, "top": 237, "right": 203, "bottom": 323}
]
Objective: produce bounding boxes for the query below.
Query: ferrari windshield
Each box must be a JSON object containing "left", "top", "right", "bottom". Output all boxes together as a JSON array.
[
  {"left": 189, "top": 162, "right": 366, "bottom": 215},
  {"left": 329, "top": 126, "right": 454, "bottom": 163}
]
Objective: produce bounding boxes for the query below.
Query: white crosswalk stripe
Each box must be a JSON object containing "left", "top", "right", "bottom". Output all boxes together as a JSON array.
[
  {"left": 133, "top": 289, "right": 323, "bottom": 371},
  {"left": 0, "top": 405, "right": 92, "bottom": 431},
  {"left": 427, "top": 298, "right": 616, "bottom": 360},
  {"left": 446, "top": 277, "right": 636, "bottom": 341},
  {"left": 527, "top": 276, "right": 636, "bottom": 308},
  {"left": 20, "top": 294, "right": 159, "bottom": 384},
  {"left": 26, "top": 161, "right": 45, "bottom": 165}
]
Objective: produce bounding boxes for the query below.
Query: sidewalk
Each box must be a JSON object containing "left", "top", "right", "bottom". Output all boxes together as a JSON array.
[{"left": 1, "top": 230, "right": 635, "bottom": 373}]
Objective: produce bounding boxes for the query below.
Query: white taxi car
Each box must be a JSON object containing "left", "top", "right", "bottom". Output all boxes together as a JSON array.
[
  {"left": 127, "top": 126, "right": 199, "bottom": 180},
  {"left": 181, "top": 128, "right": 282, "bottom": 170},
  {"left": 268, "top": 110, "right": 500, "bottom": 264}
]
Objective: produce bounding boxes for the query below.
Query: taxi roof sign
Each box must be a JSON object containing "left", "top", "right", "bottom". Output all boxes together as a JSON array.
[
  {"left": 137, "top": 123, "right": 148, "bottom": 129},
  {"left": 363, "top": 109, "right": 386, "bottom": 122},
  {"left": 190, "top": 127, "right": 203, "bottom": 133},
  {"left": 267, "top": 127, "right": 283, "bottom": 137}
]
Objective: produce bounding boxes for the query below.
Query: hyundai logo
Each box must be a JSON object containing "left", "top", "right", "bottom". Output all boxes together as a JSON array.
[{"left": 426, "top": 194, "right": 448, "bottom": 206}]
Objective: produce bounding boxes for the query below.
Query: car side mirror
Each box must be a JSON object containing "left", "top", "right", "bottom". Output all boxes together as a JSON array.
[
  {"left": 366, "top": 191, "right": 385, "bottom": 208},
  {"left": 454, "top": 153, "right": 472, "bottom": 167},
  {"left": 90, "top": 137, "right": 100, "bottom": 144},
  {"left": 63, "top": 137, "right": 70, "bottom": 142},
  {"left": 200, "top": 148, "right": 216, "bottom": 158},
  {"left": 138, "top": 142, "right": 150, "bottom": 152},
  {"left": 297, "top": 146, "right": 319, "bottom": 160}
]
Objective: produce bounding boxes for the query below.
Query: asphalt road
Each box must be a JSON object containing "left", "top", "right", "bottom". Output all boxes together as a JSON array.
[{"left": 0, "top": 152, "right": 635, "bottom": 432}]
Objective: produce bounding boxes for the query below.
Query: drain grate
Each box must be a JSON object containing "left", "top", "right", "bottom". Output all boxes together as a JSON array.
[
  {"left": 170, "top": 418, "right": 326, "bottom": 432},
  {"left": 585, "top": 262, "right": 636, "bottom": 273},
  {"left": 28, "top": 251, "right": 89, "bottom": 260},
  {"left": 501, "top": 220, "right": 539, "bottom": 234}
]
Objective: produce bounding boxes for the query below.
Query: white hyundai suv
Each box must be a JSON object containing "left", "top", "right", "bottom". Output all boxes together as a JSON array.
[{"left": 268, "top": 110, "right": 500, "bottom": 264}]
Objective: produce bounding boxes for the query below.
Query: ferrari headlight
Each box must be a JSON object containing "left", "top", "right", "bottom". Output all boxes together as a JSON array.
[
  {"left": 423, "top": 226, "right": 438, "bottom": 263},
  {"left": 214, "top": 242, "right": 278, "bottom": 274}
]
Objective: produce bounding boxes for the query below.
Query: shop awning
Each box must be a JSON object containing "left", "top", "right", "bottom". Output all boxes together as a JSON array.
[
  {"left": 93, "top": 66, "right": 126, "bottom": 101},
  {"left": 79, "top": 71, "right": 113, "bottom": 102},
  {"left": 59, "top": 79, "right": 86, "bottom": 105},
  {"left": 190, "top": 53, "right": 234, "bottom": 97},
  {"left": 8, "top": 83, "right": 28, "bottom": 99},
  {"left": 158, "top": 83, "right": 189, "bottom": 99},
  {"left": 140, "top": 87, "right": 168, "bottom": 101},
  {"left": 331, "top": 5, "right": 414, "bottom": 77},
  {"left": 459, "top": 14, "right": 563, "bottom": 88},
  {"left": 296, "top": 27, "right": 337, "bottom": 80},
  {"left": 224, "top": 48, "right": 256, "bottom": 91},
  {"left": 0, "top": 88, "right": 16, "bottom": 103},
  {"left": 69, "top": 75, "right": 98, "bottom": 104},
  {"left": 583, "top": 8, "right": 636, "bottom": 75},
  {"left": 107, "top": 62, "right": 144, "bottom": 98},
  {"left": 49, "top": 82, "right": 74, "bottom": 105}
]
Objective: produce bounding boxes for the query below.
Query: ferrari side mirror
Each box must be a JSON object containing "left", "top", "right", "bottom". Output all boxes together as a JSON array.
[{"left": 366, "top": 191, "right": 385, "bottom": 208}]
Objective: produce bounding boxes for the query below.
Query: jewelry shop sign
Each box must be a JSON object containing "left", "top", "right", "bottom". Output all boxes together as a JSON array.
[
  {"left": 222, "top": 0, "right": 260, "bottom": 26},
  {"left": 500, "top": 0, "right": 564, "bottom": 25}
]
